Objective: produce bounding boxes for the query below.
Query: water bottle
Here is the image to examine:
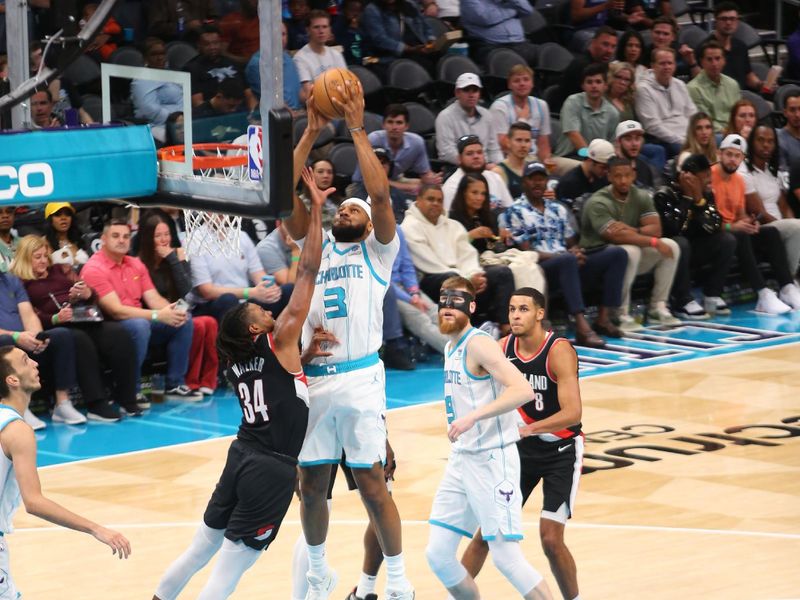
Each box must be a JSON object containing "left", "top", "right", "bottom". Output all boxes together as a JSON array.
[
  {"left": 151, "top": 373, "right": 165, "bottom": 404},
  {"left": 176, "top": 1, "right": 186, "bottom": 35}
]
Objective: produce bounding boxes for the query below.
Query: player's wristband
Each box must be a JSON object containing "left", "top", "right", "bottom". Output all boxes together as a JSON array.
[
  {"left": 51, "top": 314, "right": 59, "bottom": 325},
  {"left": 11, "top": 332, "right": 20, "bottom": 343},
  {"left": 151, "top": 310, "right": 158, "bottom": 322},
  {"left": 650, "top": 237, "right": 659, "bottom": 248},
  {"left": 291, "top": 255, "right": 300, "bottom": 263},
  {"left": 348, "top": 126, "right": 364, "bottom": 133},
  {"left": 725, "top": 223, "right": 731, "bottom": 231},
  {"left": 243, "top": 287, "right": 250, "bottom": 300}
]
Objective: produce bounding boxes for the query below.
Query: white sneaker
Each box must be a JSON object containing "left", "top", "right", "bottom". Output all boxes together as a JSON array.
[
  {"left": 674, "top": 299, "right": 709, "bottom": 320},
  {"left": 305, "top": 568, "right": 338, "bottom": 600},
  {"left": 779, "top": 283, "right": 800, "bottom": 310},
  {"left": 755, "top": 288, "right": 792, "bottom": 314},
  {"left": 23, "top": 408, "right": 46, "bottom": 431},
  {"left": 703, "top": 296, "right": 731, "bottom": 316},
  {"left": 52, "top": 400, "right": 87, "bottom": 425},
  {"left": 647, "top": 302, "right": 681, "bottom": 326},
  {"left": 198, "top": 386, "right": 215, "bottom": 395},
  {"left": 618, "top": 313, "right": 644, "bottom": 332},
  {"left": 385, "top": 588, "right": 415, "bottom": 600}
]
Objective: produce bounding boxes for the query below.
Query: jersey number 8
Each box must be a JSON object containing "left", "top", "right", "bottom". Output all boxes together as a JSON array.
[
  {"left": 238, "top": 380, "right": 269, "bottom": 424},
  {"left": 533, "top": 392, "right": 544, "bottom": 412}
]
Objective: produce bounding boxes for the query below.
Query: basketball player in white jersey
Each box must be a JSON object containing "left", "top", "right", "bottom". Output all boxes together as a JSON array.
[
  {"left": 0, "top": 346, "right": 131, "bottom": 597},
  {"left": 459, "top": 288, "right": 583, "bottom": 600},
  {"left": 426, "top": 276, "right": 553, "bottom": 600},
  {"left": 284, "top": 82, "right": 413, "bottom": 599}
]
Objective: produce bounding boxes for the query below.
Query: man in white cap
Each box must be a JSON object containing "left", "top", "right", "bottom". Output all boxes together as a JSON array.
[
  {"left": 711, "top": 134, "right": 800, "bottom": 314},
  {"left": 614, "top": 120, "right": 661, "bottom": 189},
  {"left": 556, "top": 138, "right": 615, "bottom": 206},
  {"left": 435, "top": 72, "right": 503, "bottom": 166}
]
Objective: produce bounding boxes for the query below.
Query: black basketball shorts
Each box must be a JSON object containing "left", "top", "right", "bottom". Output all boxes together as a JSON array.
[{"left": 517, "top": 434, "right": 584, "bottom": 522}]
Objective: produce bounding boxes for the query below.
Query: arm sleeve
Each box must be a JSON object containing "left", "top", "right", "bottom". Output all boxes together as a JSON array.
[{"left": 166, "top": 252, "right": 194, "bottom": 298}]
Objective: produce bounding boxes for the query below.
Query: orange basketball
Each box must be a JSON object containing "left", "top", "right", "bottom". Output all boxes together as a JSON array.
[{"left": 312, "top": 67, "right": 362, "bottom": 120}]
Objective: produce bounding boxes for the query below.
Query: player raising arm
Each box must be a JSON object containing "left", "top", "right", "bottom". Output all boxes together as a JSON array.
[
  {"left": 152, "top": 167, "right": 328, "bottom": 600},
  {"left": 0, "top": 346, "right": 130, "bottom": 597},
  {"left": 427, "top": 276, "right": 552, "bottom": 600}
]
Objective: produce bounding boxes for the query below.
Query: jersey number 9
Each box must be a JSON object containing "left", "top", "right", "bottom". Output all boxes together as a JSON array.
[{"left": 239, "top": 380, "right": 269, "bottom": 424}]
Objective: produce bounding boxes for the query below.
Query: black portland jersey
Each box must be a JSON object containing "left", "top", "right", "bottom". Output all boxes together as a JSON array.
[
  {"left": 504, "top": 331, "right": 581, "bottom": 442},
  {"left": 226, "top": 333, "right": 310, "bottom": 458}
]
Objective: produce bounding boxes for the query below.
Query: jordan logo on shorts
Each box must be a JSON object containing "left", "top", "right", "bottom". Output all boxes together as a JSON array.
[
  {"left": 495, "top": 480, "right": 515, "bottom": 505},
  {"left": 254, "top": 524, "right": 275, "bottom": 541}
]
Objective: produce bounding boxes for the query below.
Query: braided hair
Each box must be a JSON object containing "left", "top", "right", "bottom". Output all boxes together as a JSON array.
[{"left": 217, "top": 302, "right": 259, "bottom": 365}]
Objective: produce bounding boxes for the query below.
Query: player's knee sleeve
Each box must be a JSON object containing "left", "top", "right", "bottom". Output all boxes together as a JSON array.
[
  {"left": 291, "top": 532, "right": 309, "bottom": 600},
  {"left": 426, "top": 526, "right": 468, "bottom": 589},
  {"left": 488, "top": 539, "right": 543, "bottom": 596},
  {"left": 155, "top": 524, "right": 225, "bottom": 600},
  {"left": 196, "top": 539, "right": 261, "bottom": 600}
]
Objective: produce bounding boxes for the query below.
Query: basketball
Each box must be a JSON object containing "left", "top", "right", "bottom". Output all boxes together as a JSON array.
[{"left": 312, "top": 67, "right": 362, "bottom": 120}]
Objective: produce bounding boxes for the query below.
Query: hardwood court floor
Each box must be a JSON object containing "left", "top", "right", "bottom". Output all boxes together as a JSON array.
[{"left": 11, "top": 344, "right": 800, "bottom": 599}]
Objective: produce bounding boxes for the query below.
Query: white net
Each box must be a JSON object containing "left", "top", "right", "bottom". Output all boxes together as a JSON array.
[{"left": 183, "top": 209, "right": 243, "bottom": 258}]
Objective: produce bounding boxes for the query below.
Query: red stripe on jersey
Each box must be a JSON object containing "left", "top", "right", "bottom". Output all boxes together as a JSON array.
[
  {"left": 514, "top": 330, "right": 553, "bottom": 363},
  {"left": 267, "top": 332, "right": 275, "bottom": 351}
]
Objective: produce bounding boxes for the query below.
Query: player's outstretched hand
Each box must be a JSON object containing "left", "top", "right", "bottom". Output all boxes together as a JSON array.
[
  {"left": 448, "top": 414, "right": 476, "bottom": 442},
  {"left": 93, "top": 526, "right": 132, "bottom": 559},
  {"left": 305, "top": 88, "right": 330, "bottom": 133},
  {"left": 301, "top": 327, "right": 339, "bottom": 365},
  {"left": 300, "top": 166, "right": 337, "bottom": 208},
  {"left": 330, "top": 78, "right": 365, "bottom": 130}
]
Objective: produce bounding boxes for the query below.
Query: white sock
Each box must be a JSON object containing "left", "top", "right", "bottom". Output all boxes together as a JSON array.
[
  {"left": 572, "top": 595, "right": 581, "bottom": 600},
  {"left": 307, "top": 542, "right": 328, "bottom": 578},
  {"left": 384, "top": 552, "right": 409, "bottom": 591},
  {"left": 356, "top": 572, "right": 378, "bottom": 597}
]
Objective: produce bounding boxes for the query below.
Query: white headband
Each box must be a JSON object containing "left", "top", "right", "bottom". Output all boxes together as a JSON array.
[{"left": 340, "top": 197, "right": 372, "bottom": 220}]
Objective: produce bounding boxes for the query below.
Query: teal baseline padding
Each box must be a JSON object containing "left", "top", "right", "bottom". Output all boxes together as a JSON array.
[{"left": 0, "top": 125, "right": 157, "bottom": 204}]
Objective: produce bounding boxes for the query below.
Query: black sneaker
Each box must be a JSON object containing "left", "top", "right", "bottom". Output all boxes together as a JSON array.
[
  {"left": 382, "top": 340, "right": 415, "bottom": 371},
  {"left": 87, "top": 401, "right": 121, "bottom": 423},
  {"left": 136, "top": 393, "right": 151, "bottom": 409},
  {"left": 120, "top": 403, "right": 144, "bottom": 417},
  {"left": 165, "top": 385, "right": 204, "bottom": 402},
  {"left": 345, "top": 589, "right": 377, "bottom": 600}
]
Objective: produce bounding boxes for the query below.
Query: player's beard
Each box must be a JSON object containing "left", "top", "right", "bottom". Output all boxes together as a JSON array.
[
  {"left": 439, "top": 311, "right": 469, "bottom": 334},
  {"left": 332, "top": 222, "right": 368, "bottom": 242}
]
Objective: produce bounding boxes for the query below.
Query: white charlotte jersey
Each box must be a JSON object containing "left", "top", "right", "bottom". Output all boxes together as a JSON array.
[
  {"left": 444, "top": 328, "right": 521, "bottom": 453},
  {"left": 302, "top": 230, "right": 399, "bottom": 365},
  {"left": 0, "top": 407, "right": 22, "bottom": 534}
]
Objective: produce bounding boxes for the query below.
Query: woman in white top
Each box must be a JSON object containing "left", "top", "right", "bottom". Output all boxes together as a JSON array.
[{"left": 739, "top": 124, "right": 800, "bottom": 275}]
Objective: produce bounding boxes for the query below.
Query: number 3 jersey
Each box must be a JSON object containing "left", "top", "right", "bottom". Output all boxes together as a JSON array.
[
  {"left": 226, "top": 333, "right": 310, "bottom": 458},
  {"left": 302, "top": 230, "right": 399, "bottom": 365},
  {"left": 444, "top": 328, "right": 522, "bottom": 453}
]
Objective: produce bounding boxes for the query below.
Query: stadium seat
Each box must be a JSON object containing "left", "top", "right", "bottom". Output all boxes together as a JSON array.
[
  {"left": 328, "top": 143, "right": 358, "bottom": 183},
  {"left": 386, "top": 59, "right": 434, "bottom": 104},
  {"left": 733, "top": 21, "right": 785, "bottom": 66},
  {"left": 678, "top": 24, "right": 709, "bottom": 50},
  {"left": 549, "top": 116, "right": 562, "bottom": 151},
  {"left": 485, "top": 48, "right": 529, "bottom": 96},
  {"left": 333, "top": 111, "right": 384, "bottom": 143},
  {"left": 424, "top": 16, "right": 449, "bottom": 39},
  {"left": 166, "top": 41, "right": 198, "bottom": 70},
  {"left": 62, "top": 55, "right": 101, "bottom": 87},
  {"left": 774, "top": 83, "right": 800, "bottom": 111},
  {"left": 80, "top": 94, "right": 103, "bottom": 123},
  {"left": 435, "top": 54, "right": 483, "bottom": 104},
  {"left": 109, "top": 46, "right": 145, "bottom": 67},
  {"left": 740, "top": 90, "right": 772, "bottom": 122},
  {"left": 349, "top": 65, "right": 384, "bottom": 111},
  {"left": 403, "top": 102, "right": 436, "bottom": 137},
  {"left": 293, "top": 116, "right": 335, "bottom": 148},
  {"left": 671, "top": 0, "right": 713, "bottom": 28},
  {"left": 542, "top": 84, "right": 562, "bottom": 116},
  {"left": 534, "top": 42, "right": 573, "bottom": 90}
]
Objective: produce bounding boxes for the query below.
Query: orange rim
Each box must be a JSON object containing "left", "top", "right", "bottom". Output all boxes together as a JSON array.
[{"left": 158, "top": 143, "right": 248, "bottom": 169}]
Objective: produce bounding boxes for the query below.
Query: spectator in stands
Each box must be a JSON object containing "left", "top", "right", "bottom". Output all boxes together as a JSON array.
[
  {"left": 741, "top": 124, "right": 800, "bottom": 275},
  {"left": 615, "top": 120, "right": 658, "bottom": 189},
  {"left": 81, "top": 220, "right": 201, "bottom": 401},
  {"left": 687, "top": 41, "right": 741, "bottom": 134},
  {"left": 361, "top": 0, "right": 436, "bottom": 75},
  {"left": 401, "top": 184, "right": 514, "bottom": 334},
  {"left": 678, "top": 112, "right": 717, "bottom": 169},
  {"left": 13, "top": 235, "right": 136, "bottom": 422},
  {"left": 245, "top": 22, "right": 305, "bottom": 111},
  {"left": 81, "top": 3, "right": 121, "bottom": 62},
  {"left": 460, "top": 0, "right": 537, "bottom": 67},
  {"left": 489, "top": 65, "right": 556, "bottom": 167},
  {"left": 43, "top": 203, "right": 89, "bottom": 269},
  {"left": 555, "top": 64, "right": 619, "bottom": 159},
  {"left": 131, "top": 38, "right": 184, "bottom": 142},
  {"left": 0, "top": 206, "right": 18, "bottom": 272},
  {"left": 636, "top": 47, "right": 696, "bottom": 157},
  {"left": 787, "top": 8, "right": 800, "bottom": 81},
  {"left": 711, "top": 134, "right": 800, "bottom": 313},
  {"left": 442, "top": 135, "right": 513, "bottom": 211},
  {"left": 351, "top": 103, "right": 442, "bottom": 199},
  {"left": 569, "top": 0, "right": 609, "bottom": 30},
  {"left": 558, "top": 26, "right": 617, "bottom": 109},
  {"left": 609, "top": 1, "right": 671, "bottom": 31},
  {"left": 293, "top": 10, "right": 347, "bottom": 97},
  {"left": 616, "top": 30, "right": 648, "bottom": 81},
  {"left": 606, "top": 61, "right": 637, "bottom": 121},
  {"left": 556, "top": 138, "right": 614, "bottom": 205},
  {"left": 448, "top": 173, "right": 512, "bottom": 254},
  {"left": 193, "top": 77, "right": 246, "bottom": 116},
  {"left": 138, "top": 212, "right": 218, "bottom": 396},
  {"left": 493, "top": 122, "right": 533, "bottom": 199},
  {"left": 256, "top": 220, "right": 301, "bottom": 284},
  {"left": 778, "top": 90, "right": 800, "bottom": 169},
  {"left": 500, "top": 162, "right": 627, "bottom": 346},
  {"left": 301, "top": 159, "right": 341, "bottom": 229},
  {"left": 649, "top": 15, "right": 699, "bottom": 80},
  {"left": 285, "top": 0, "right": 311, "bottom": 50},
  {"left": 654, "top": 154, "right": 736, "bottom": 320},
  {"left": 704, "top": 1, "right": 775, "bottom": 93},
  {"left": 580, "top": 156, "right": 681, "bottom": 330},
  {"left": 391, "top": 224, "right": 448, "bottom": 354},
  {"left": 183, "top": 23, "right": 251, "bottom": 108},
  {"left": 219, "top": 0, "right": 259, "bottom": 65},
  {"left": 723, "top": 98, "right": 757, "bottom": 139},
  {"left": 332, "top": 0, "right": 365, "bottom": 65},
  {"left": 30, "top": 89, "right": 60, "bottom": 128},
  {"left": 435, "top": 73, "right": 503, "bottom": 167},
  {"left": 148, "top": 0, "right": 216, "bottom": 41}
]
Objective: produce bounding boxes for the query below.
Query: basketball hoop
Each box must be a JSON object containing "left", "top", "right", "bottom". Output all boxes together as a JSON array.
[{"left": 158, "top": 143, "right": 249, "bottom": 258}]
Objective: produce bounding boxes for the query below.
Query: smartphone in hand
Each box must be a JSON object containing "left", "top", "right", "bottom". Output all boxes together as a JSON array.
[{"left": 174, "top": 299, "right": 190, "bottom": 313}]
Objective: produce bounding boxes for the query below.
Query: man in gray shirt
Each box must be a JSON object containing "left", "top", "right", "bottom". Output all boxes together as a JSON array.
[{"left": 256, "top": 222, "right": 300, "bottom": 285}]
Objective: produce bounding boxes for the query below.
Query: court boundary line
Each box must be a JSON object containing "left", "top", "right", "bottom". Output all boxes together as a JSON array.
[
  {"left": 39, "top": 339, "right": 800, "bottom": 471},
  {"left": 12, "top": 519, "right": 800, "bottom": 541}
]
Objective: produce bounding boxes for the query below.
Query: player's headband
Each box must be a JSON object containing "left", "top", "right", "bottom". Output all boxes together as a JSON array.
[{"left": 438, "top": 289, "right": 474, "bottom": 315}]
